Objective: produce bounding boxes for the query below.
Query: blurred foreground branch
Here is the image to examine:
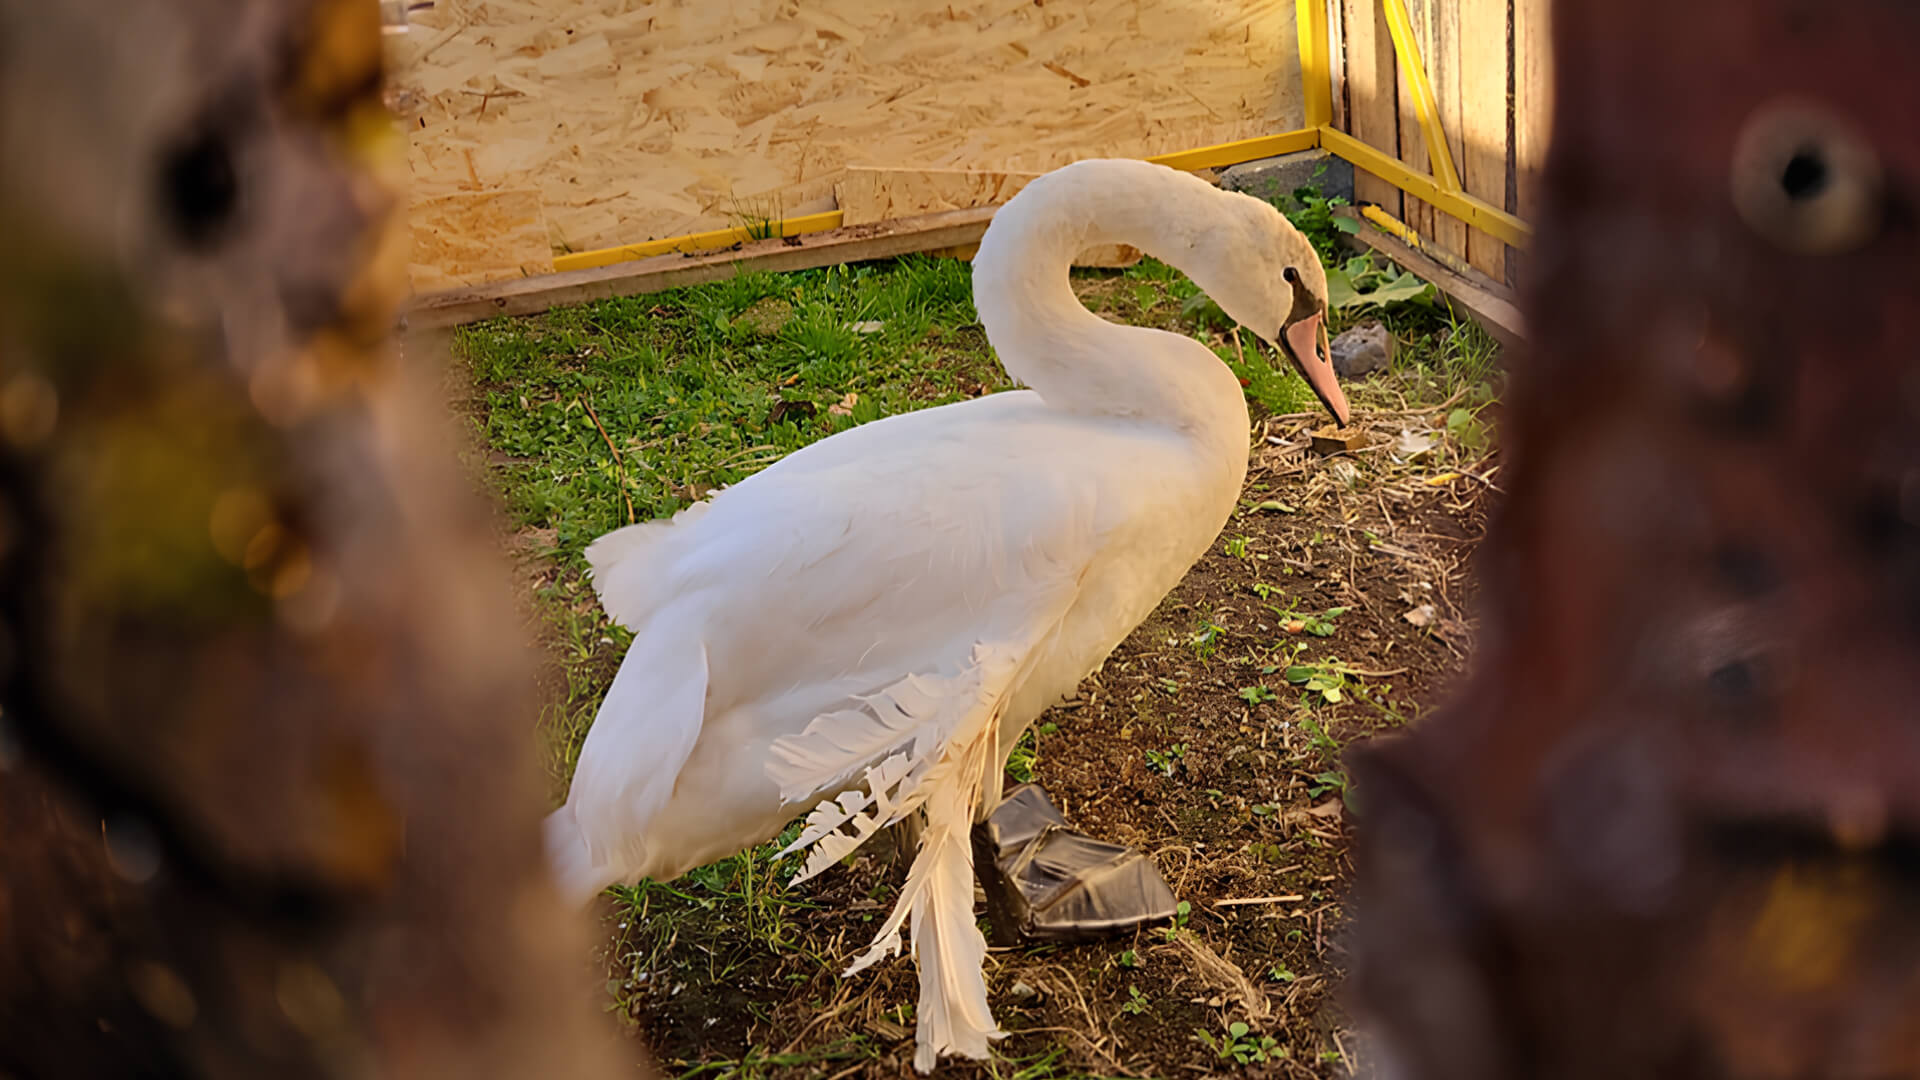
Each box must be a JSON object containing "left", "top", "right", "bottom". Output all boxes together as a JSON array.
[{"left": 0, "top": 1, "right": 643, "bottom": 1075}]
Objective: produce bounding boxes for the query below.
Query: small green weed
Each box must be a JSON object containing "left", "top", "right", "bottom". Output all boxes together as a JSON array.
[
  {"left": 1274, "top": 605, "right": 1346, "bottom": 638},
  {"left": 1285, "top": 661, "right": 1351, "bottom": 704},
  {"left": 1006, "top": 727, "right": 1039, "bottom": 784},
  {"left": 1278, "top": 176, "right": 1363, "bottom": 265},
  {"left": 1325, "top": 252, "right": 1437, "bottom": 312},
  {"left": 1161, "top": 900, "right": 1192, "bottom": 942},
  {"left": 1121, "top": 985, "right": 1151, "bottom": 1017},
  {"left": 1308, "top": 770, "right": 1348, "bottom": 800},
  {"left": 1144, "top": 743, "right": 1188, "bottom": 777},
  {"left": 1197, "top": 1021, "right": 1282, "bottom": 1066},
  {"left": 1189, "top": 619, "right": 1225, "bottom": 661}
]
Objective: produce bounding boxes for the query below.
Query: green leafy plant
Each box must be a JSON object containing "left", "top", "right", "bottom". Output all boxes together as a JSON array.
[
  {"left": 1308, "top": 770, "right": 1348, "bottom": 800},
  {"left": 1299, "top": 716, "right": 1342, "bottom": 758},
  {"left": 1189, "top": 618, "right": 1225, "bottom": 660},
  {"left": 1325, "top": 253, "right": 1436, "bottom": 311},
  {"left": 1278, "top": 179, "right": 1362, "bottom": 265},
  {"left": 1273, "top": 604, "right": 1347, "bottom": 637},
  {"left": 1180, "top": 290, "right": 1233, "bottom": 333},
  {"left": 1120, "top": 984, "right": 1151, "bottom": 1016},
  {"left": 1447, "top": 404, "right": 1491, "bottom": 456},
  {"left": 1197, "top": 1021, "right": 1282, "bottom": 1066},
  {"left": 1285, "top": 662, "right": 1350, "bottom": 704},
  {"left": 1160, "top": 899, "right": 1192, "bottom": 942},
  {"left": 1222, "top": 535, "right": 1250, "bottom": 559},
  {"left": 1269, "top": 964, "right": 1297, "bottom": 983},
  {"left": 1237, "top": 685, "right": 1277, "bottom": 705},
  {"left": 1005, "top": 727, "right": 1039, "bottom": 783},
  {"left": 1144, "top": 743, "right": 1188, "bottom": 777}
]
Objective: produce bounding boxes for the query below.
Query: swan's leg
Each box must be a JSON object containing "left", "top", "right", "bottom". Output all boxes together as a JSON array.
[{"left": 885, "top": 808, "right": 925, "bottom": 883}]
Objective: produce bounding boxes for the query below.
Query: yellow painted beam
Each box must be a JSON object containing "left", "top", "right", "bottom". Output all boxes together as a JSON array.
[
  {"left": 1320, "top": 126, "right": 1531, "bottom": 247},
  {"left": 1379, "top": 0, "right": 1462, "bottom": 193},
  {"left": 1139, "top": 128, "right": 1321, "bottom": 171},
  {"left": 1359, "top": 204, "right": 1480, "bottom": 278},
  {"left": 1295, "top": 0, "right": 1334, "bottom": 129},
  {"left": 554, "top": 210, "right": 846, "bottom": 273}
]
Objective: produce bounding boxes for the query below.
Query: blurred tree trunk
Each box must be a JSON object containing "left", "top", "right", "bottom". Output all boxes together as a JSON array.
[{"left": 0, "top": 1, "right": 647, "bottom": 1075}]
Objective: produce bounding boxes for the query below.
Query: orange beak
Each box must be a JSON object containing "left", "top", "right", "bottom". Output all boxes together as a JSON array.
[{"left": 1280, "top": 312, "right": 1350, "bottom": 428}]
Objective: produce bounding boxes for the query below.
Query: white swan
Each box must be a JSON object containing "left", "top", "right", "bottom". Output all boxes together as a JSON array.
[{"left": 544, "top": 158, "right": 1350, "bottom": 1071}]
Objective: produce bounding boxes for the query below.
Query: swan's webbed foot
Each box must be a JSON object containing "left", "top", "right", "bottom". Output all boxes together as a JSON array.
[{"left": 970, "top": 782, "right": 1179, "bottom": 946}]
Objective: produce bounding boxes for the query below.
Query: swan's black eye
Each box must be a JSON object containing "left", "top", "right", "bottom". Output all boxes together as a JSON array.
[
  {"left": 1283, "top": 266, "right": 1299, "bottom": 284},
  {"left": 1730, "top": 99, "right": 1882, "bottom": 255}
]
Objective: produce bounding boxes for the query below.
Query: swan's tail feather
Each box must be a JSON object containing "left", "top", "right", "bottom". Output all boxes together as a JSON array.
[
  {"left": 908, "top": 784, "right": 1002, "bottom": 1071},
  {"left": 777, "top": 640, "right": 1061, "bottom": 1071},
  {"left": 840, "top": 777, "right": 1002, "bottom": 1071},
  {"left": 831, "top": 665, "right": 1012, "bottom": 1072}
]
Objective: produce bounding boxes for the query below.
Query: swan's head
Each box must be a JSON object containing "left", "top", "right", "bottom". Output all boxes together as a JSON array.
[{"left": 1202, "top": 193, "right": 1352, "bottom": 428}]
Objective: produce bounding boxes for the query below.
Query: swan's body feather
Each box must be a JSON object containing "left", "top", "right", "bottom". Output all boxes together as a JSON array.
[{"left": 555, "top": 392, "right": 1229, "bottom": 892}]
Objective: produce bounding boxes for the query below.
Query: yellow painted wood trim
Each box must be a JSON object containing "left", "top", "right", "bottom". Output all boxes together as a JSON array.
[
  {"left": 1295, "top": 0, "right": 1334, "bottom": 129},
  {"left": 1143, "top": 127, "right": 1321, "bottom": 171},
  {"left": 1379, "top": 0, "right": 1463, "bottom": 193},
  {"left": 1320, "top": 126, "right": 1531, "bottom": 246},
  {"left": 554, "top": 210, "right": 846, "bottom": 272},
  {"left": 552, "top": 130, "right": 1325, "bottom": 272},
  {"left": 1358, "top": 204, "right": 1479, "bottom": 278}
]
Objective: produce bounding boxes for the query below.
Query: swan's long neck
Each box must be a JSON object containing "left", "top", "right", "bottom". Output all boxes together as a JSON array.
[{"left": 971, "top": 160, "right": 1248, "bottom": 440}]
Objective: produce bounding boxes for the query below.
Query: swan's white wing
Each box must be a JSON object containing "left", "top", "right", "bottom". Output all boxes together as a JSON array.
[
  {"left": 560, "top": 394, "right": 1130, "bottom": 893},
  {"left": 549, "top": 617, "right": 709, "bottom": 900},
  {"left": 583, "top": 499, "right": 713, "bottom": 629},
  {"left": 597, "top": 394, "right": 1121, "bottom": 722}
]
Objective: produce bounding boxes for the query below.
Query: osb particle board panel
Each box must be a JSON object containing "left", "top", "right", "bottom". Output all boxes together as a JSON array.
[
  {"left": 408, "top": 188, "right": 555, "bottom": 290},
  {"left": 387, "top": 0, "right": 1303, "bottom": 285},
  {"left": 837, "top": 167, "right": 1140, "bottom": 266}
]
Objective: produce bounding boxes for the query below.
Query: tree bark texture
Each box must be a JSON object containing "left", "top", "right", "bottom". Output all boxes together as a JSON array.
[{"left": 0, "top": 1, "right": 648, "bottom": 1076}]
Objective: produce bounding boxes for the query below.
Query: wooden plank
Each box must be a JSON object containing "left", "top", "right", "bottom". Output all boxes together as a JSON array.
[
  {"left": 1327, "top": 0, "right": 1348, "bottom": 132},
  {"left": 1424, "top": 0, "right": 1470, "bottom": 266},
  {"left": 1459, "top": 0, "right": 1512, "bottom": 279},
  {"left": 406, "top": 206, "right": 998, "bottom": 329},
  {"left": 553, "top": 210, "right": 844, "bottom": 273},
  {"left": 1322, "top": 127, "right": 1531, "bottom": 246},
  {"left": 1394, "top": 0, "right": 1434, "bottom": 242},
  {"left": 1296, "top": 0, "right": 1335, "bottom": 128},
  {"left": 1515, "top": 0, "right": 1553, "bottom": 231},
  {"left": 1344, "top": 0, "right": 1401, "bottom": 215},
  {"left": 835, "top": 167, "right": 1139, "bottom": 267},
  {"left": 1339, "top": 209, "right": 1526, "bottom": 346}
]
